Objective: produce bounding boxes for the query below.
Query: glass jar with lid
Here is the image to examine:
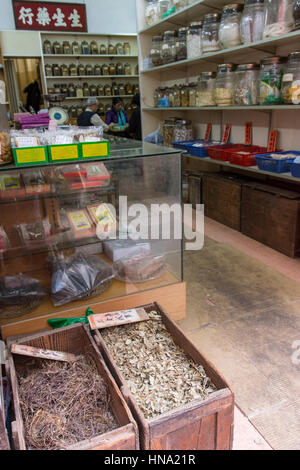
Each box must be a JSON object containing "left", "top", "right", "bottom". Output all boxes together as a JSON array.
[
  {"left": 53, "top": 41, "right": 62, "bottom": 54},
  {"left": 154, "top": 88, "right": 160, "bottom": 106},
  {"left": 163, "top": 118, "right": 177, "bottom": 146},
  {"left": 97, "top": 85, "right": 104, "bottom": 96},
  {"left": 43, "top": 40, "right": 52, "bottom": 55},
  {"left": 176, "top": 27, "right": 188, "bottom": 61},
  {"left": 53, "top": 64, "right": 61, "bottom": 76},
  {"left": 90, "top": 84, "right": 98, "bottom": 96},
  {"left": 263, "top": 0, "right": 294, "bottom": 38},
  {"left": 215, "top": 63, "right": 235, "bottom": 106},
  {"left": 259, "top": 56, "right": 285, "bottom": 104},
  {"left": 86, "top": 64, "right": 94, "bottom": 76},
  {"left": 145, "top": 0, "right": 159, "bottom": 26},
  {"left": 98, "top": 102, "right": 105, "bottom": 115},
  {"left": 83, "top": 83, "right": 90, "bottom": 97},
  {"left": 119, "top": 83, "right": 126, "bottom": 95},
  {"left": 48, "top": 87, "right": 55, "bottom": 95},
  {"left": 81, "top": 41, "right": 90, "bottom": 55},
  {"left": 161, "top": 30, "right": 177, "bottom": 64},
  {"left": 116, "top": 43, "right": 123, "bottom": 55},
  {"left": 94, "top": 64, "right": 102, "bottom": 76},
  {"left": 63, "top": 41, "right": 71, "bottom": 54},
  {"left": 61, "top": 64, "right": 69, "bottom": 77},
  {"left": 72, "top": 41, "right": 80, "bottom": 55},
  {"left": 124, "top": 63, "right": 132, "bottom": 75},
  {"left": 196, "top": 71, "right": 216, "bottom": 106},
  {"left": 174, "top": 119, "right": 193, "bottom": 141},
  {"left": 123, "top": 42, "right": 131, "bottom": 55},
  {"left": 53, "top": 84, "right": 61, "bottom": 94},
  {"left": 240, "top": 0, "right": 265, "bottom": 43},
  {"left": 108, "top": 44, "right": 116, "bottom": 55},
  {"left": 61, "top": 84, "right": 68, "bottom": 95},
  {"left": 167, "top": 88, "right": 175, "bottom": 107},
  {"left": 133, "top": 84, "right": 140, "bottom": 94},
  {"left": 187, "top": 21, "right": 202, "bottom": 59},
  {"left": 202, "top": 13, "right": 221, "bottom": 53},
  {"left": 109, "top": 63, "right": 117, "bottom": 75},
  {"left": 116, "top": 62, "right": 125, "bottom": 75},
  {"left": 281, "top": 52, "right": 300, "bottom": 103},
  {"left": 69, "top": 105, "right": 77, "bottom": 118},
  {"left": 173, "top": 85, "right": 181, "bottom": 106},
  {"left": 124, "top": 83, "right": 132, "bottom": 95},
  {"left": 150, "top": 36, "right": 163, "bottom": 66},
  {"left": 69, "top": 64, "right": 78, "bottom": 76},
  {"left": 90, "top": 41, "right": 99, "bottom": 55},
  {"left": 100, "top": 44, "right": 107, "bottom": 55},
  {"left": 104, "top": 84, "right": 112, "bottom": 96},
  {"left": 173, "top": 0, "right": 186, "bottom": 11},
  {"left": 180, "top": 84, "right": 190, "bottom": 107},
  {"left": 234, "top": 63, "right": 259, "bottom": 105},
  {"left": 219, "top": 4, "right": 243, "bottom": 49},
  {"left": 45, "top": 64, "right": 53, "bottom": 77},
  {"left": 77, "top": 106, "right": 84, "bottom": 117},
  {"left": 189, "top": 82, "right": 198, "bottom": 106},
  {"left": 76, "top": 85, "right": 83, "bottom": 98},
  {"left": 78, "top": 64, "right": 85, "bottom": 76},
  {"left": 68, "top": 83, "right": 76, "bottom": 97},
  {"left": 112, "top": 83, "right": 120, "bottom": 95},
  {"left": 102, "top": 64, "right": 109, "bottom": 76},
  {"left": 158, "top": 0, "right": 171, "bottom": 18}
]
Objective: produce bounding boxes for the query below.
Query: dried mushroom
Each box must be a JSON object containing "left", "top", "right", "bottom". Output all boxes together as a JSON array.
[{"left": 101, "top": 310, "right": 217, "bottom": 420}]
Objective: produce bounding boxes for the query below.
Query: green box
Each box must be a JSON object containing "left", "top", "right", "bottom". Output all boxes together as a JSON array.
[
  {"left": 80, "top": 140, "right": 110, "bottom": 159},
  {"left": 48, "top": 143, "right": 81, "bottom": 162},
  {"left": 13, "top": 146, "right": 49, "bottom": 166}
]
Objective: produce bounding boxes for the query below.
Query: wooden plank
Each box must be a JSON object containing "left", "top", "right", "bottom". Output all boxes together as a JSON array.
[
  {"left": 0, "top": 365, "right": 10, "bottom": 450},
  {"left": 216, "top": 402, "right": 235, "bottom": 450},
  {"left": 88, "top": 307, "right": 149, "bottom": 330},
  {"left": 66, "top": 424, "right": 137, "bottom": 451},
  {"left": 11, "top": 344, "right": 78, "bottom": 363},
  {"left": 1, "top": 281, "right": 186, "bottom": 340}
]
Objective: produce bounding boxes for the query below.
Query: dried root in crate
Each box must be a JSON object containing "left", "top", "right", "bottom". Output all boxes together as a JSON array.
[
  {"left": 17, "top": 355, "right": 118, "bottom": 450},
  {"left": 101, "top": 310, "right": 217, "bottom": 420}
]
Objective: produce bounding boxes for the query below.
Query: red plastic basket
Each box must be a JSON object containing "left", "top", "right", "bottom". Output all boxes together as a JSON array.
[
  {"left": 228, "top": 146, "right": 267, "bottom": 167},
  {"left": 207, "top": 144, "right": 242, "bottom": 161}
]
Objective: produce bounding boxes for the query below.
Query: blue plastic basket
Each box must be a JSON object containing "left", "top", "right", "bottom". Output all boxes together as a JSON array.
[
  {"left": 291, "top": 160, "right": 300, "bottom": 178},
  {"left": 172, "top": 139, "right": 223, "bottom": 158},
  {"left": 255, "top": 151, "right": 300, "bottom": 174}
]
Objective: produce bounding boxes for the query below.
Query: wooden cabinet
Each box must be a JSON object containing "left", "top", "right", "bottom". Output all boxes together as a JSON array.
[{"left": 241, "top": 182, "right": 300, "bottom": 257}]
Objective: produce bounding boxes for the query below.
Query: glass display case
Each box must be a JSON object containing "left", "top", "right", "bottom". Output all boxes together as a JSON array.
[{"left": 0, "top": 138, "right": 185, "bottom": 338}]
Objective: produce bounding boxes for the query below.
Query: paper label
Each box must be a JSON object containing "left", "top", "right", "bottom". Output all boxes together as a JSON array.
[
  {"left": 267, "top": 130, "right": 278, "bottom": 153},
  {"left": 68, "top": 211, "right": 92, "bottom": 231},
  {"left": 88, "top": 308, "right": 149, "bottom": 330},
  {"left": 82, "top": 142, "right": 108, "bottom": 158},
  {"left": 245, "top": 122, "right": 252, "bottom": 145},
  {"left": 88, "top": 204, "right": 115, "bottom": 225},
  {"left": 222, "top": 125, "right": 231, "bottom": 144},
  {"left": 50, "top": 145, "right": 79, "bottom": 160},
  {"left": 204, "top": 124, "right": 212, "bottom": 142},
  {"left": 16, "top": 147, "right": 47, "bottom": 164},
  {"left": 54, "top": 135, "right": 73, "bottom": 145},
  {"left": 16, "top": 136, "right": 38, "bottom": 148},
  {"left": 283, "top": 73, "right": 293, "bottom": 82}
]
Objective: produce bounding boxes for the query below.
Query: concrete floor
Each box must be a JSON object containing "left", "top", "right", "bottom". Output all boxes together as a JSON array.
[{"left": 179, "top": 215, "right": 300, "bottom": 450}]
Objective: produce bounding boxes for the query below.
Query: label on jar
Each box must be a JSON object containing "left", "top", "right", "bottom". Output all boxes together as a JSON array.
[
  {"left": 162, "top": 44, "right": 169, "bottom": 50},
  {"left": 282, "top": 73, "right": 293, "bottom": 82}
]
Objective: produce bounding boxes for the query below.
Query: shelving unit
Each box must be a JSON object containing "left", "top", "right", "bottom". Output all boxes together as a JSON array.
[
  {"left": 136, "top": 0, "right": 300, "bottom": 151},
  {"left": 40, "top": 31, "right": 140, "bottom": 111}
]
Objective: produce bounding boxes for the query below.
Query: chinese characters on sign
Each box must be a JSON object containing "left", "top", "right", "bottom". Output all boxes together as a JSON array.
[{"left": 13, "top": 1, "right": 87, "bottom": 32}]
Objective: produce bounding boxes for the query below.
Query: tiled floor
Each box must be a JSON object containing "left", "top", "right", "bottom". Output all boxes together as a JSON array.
[{"left": 180, "top": 215, "right": 300, "bottom": 450}]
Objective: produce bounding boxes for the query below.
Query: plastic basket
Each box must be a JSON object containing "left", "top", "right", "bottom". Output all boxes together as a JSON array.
[
  {"left": 255, "top": 151, "right": 300, "bottom": 173},
  {"left": 228, "top": 146, "right": 267, "bottom": 167},
  {"left": 173, "top": 139, "right": 224, "bottom": 158},
  {"left": 208, "top": 144, "right": 244, "bottom": 161},
  {"left": 291, "top": 160, "right": 300, "bottom": 178}
]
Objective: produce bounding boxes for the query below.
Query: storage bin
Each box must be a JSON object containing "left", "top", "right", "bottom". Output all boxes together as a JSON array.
[
  {"left": 228, "top": 146, "right": 267, "bottom": 166},
  {"left": 255, "top": 152, "right": 298, "bottom": 173},
  {"left": 6, "top": 324, "right": 139, "bottom": 450},
  {"left": 208, "top": 144, "right": 242, "bottom": 161},
  {"left": 202, "top": 173, "right": 245, "bottom": 230},
  {"left": 93, "top": 302, "right": 234, "bottom": 450},
  {"left": 173, "top": 139, "right": 223, "bottom": 157},
  {"left": 241, "top": 182, "right": 300, "bottom": 257},
  {"left": 291, "top": 160, "right": 300, "bottom": 177}
]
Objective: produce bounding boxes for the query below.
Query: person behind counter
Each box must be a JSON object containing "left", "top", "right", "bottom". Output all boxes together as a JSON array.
[
  {"left": 127, "top": 94, "right": 141, "bottom": 141},
  {"left": 105, "top": 98, "right": 129, "bottom": 134},
  {"left": 77, "top": 97, "right": 114, "bottom": 130}
]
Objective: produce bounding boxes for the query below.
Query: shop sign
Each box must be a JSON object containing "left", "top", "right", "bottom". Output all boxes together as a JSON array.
[{"left": 12, "top": 1, "right": 88, "bottom": 32}]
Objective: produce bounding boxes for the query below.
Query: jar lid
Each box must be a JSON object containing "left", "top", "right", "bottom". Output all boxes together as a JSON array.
[
  {"left": 236, "top": 63, "right": 259, "bottom": 70},
  {"left": 178, "top": 27, "right": 189, "bottom": 33},
  {"left": 189, "top": 21, "right": 203, "bottom": 27},
  {"left": 164, "top": 30, "right": 176, "bottom": 35},
  {"left": 223, "top": 3, "right": 243, "bottom": 9},
  {"left": 218, "top": 63, "right": 234, "bottom": 69},
  {"left": 288, "top": 51, "right": 300, "bottom": 60},
  {"left": 176, "top": 119, "right": 192, "bottom": 125},
  {"left": 203, "top": 12, "right": 220, "bottom": 21},
  {"left": 261, "top": 56, "right": 285, "bottom": 64},
  {"left": 153, "top": 35, "right": 162, "bottom": 41}
]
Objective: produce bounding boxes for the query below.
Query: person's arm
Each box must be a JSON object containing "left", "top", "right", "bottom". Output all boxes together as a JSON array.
[{"left": 90, "top": 113, "right": 109, "bottom": 131}]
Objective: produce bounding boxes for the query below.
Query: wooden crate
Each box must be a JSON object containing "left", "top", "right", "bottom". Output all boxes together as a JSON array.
[
  {"left": 202, "top": 173, "right": 244, "bottom": 231},
  {"left": 241, "top": 182, "right": 300, "bottom": 257},
  {"left": 0, "top": 366, "right": 10, "bottom": 450},
  {"left": 6, "top": 324, "right": 139, "bottom": 450},
  {"left": 93, "top": 302, "right": 234, "bottom": 450}
]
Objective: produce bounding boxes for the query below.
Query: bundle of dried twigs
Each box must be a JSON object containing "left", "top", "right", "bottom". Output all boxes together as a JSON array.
[{"left": 17, "top": 354, "right": 118, "bottom": 450}]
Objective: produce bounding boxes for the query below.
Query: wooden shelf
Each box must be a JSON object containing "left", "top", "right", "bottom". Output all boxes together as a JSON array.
[
  {"left": 65, "top": 95, "right": 134, "bottom": 100},
  {"left": 44, "top": 54, "right": 138, "bottom": 58},
  {"left": 46, "top": 75, "right": 139, "bottom": 79},
  {"left": 143, "top": 105, "right": 300, "bottom": 112}
]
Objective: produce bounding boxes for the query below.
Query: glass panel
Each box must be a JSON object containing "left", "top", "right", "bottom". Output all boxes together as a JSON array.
[{"left": 0, "top": 149, "right": 182, "bottom": 327}]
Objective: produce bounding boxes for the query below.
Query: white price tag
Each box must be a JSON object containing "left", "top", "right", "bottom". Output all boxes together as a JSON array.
[
  {"left": 54, "top": 135, "right": 73, "bottom": 145},
  {"left": 282, "top": 73, "right": 293, "bottom": 82},
  {"left": 16, "top": 136, "right": 38, "bottom": 148}
]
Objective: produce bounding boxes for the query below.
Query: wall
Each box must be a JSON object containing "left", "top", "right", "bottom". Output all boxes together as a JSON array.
[{"left": 0, "top": 0, "right": 138, "bottom": 34}]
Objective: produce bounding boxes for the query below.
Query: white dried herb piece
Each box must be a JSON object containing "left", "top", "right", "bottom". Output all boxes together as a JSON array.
[{"left": 101, "top": 310, "right": 217, "bottom": 420}]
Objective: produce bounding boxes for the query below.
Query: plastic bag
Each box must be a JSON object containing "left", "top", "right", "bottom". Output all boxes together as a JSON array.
[
  {"left": 144, "top": 125, "right": 164, "bottom": 145},
  {"left": 51, "top": 252, "right": 115, "bottom": 307},
  {"left": 0, "top": 274, "right": 46, "bottom": 319},
  {"left": 0, "top": 226, "right": 9, "bottom": 253},
  {"left": 114, "top": 253, "right": 166, "bottom": 283},
  {"left": 48, "top": 307, "right": 94, "bottom": 329}
]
